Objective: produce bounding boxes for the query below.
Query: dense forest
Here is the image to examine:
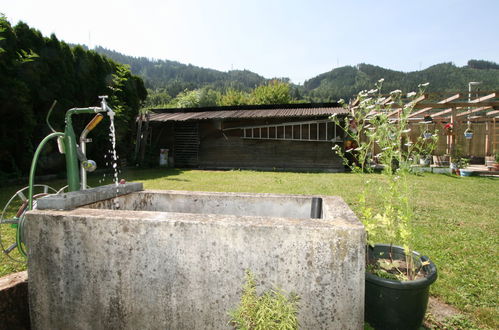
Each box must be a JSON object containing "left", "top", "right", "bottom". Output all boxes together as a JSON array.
[
  {"left": 0, "top": 17, "right": 147, "bottom": 178},
  {"left": 303, "top": 62, "right": 499, "bottom": 101},
  {"left": 93, "top": 46, "right": 303, "bottom": 107},
  {"left": 94, "top": 47, "right": 499, "bottom": 107},
  {"left": 94, "top": 46, "right": 269, "bottom": 93}
]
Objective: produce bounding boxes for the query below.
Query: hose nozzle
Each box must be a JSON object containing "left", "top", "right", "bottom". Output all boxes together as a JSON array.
[{"left": 84, "top": 113, "right": 104, "bottom": 133}]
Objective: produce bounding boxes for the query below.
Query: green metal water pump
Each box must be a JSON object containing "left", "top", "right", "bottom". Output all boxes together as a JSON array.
[{"left": 0, "top": 96, "right": 115, "bottom": 260}]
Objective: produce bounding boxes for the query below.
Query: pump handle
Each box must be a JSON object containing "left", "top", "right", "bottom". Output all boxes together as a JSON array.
[
  {"left": 45, "top": 100, "right": 58, "bottom": 133},
  {"left": 84, "top": 113, "right": 104, "bottom": 132}
]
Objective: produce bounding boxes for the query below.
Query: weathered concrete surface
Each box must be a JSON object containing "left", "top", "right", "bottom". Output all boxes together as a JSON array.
[
  {"left": 26, "top": 190, "right": 365, "bottom": 329},
  {"left": 87, "top": 190, "right": 354, "bottom": 220},
  {"left": 36, "top": 182, "right": 143, "bottom": 210},
  {"left": 0, "top": 271, "right": 30, "bottom": 330}
]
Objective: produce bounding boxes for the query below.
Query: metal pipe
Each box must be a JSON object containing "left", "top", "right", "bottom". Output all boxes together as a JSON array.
[
  {"left": 310, "top": 197, "right": 323, "bottom": 219},
  {"left": 80, "top": 114, "right": 104, "bottom": 189},
  {"left": 64, "top": 107, "right": 106, "bottom": 191}
]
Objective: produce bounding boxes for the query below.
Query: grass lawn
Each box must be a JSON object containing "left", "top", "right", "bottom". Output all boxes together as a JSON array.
[{"left": 1, "top": 168, "right": 497, "bottom": 328}]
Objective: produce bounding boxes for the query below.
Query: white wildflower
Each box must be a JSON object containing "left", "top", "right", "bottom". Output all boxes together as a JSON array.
[
  {"left": 406, "top": 91, "right": 416, "bottom": 98},
  {"left": 421, "top": 82, "right": 429, "bottom": 87},
  {"left": 390, "top": 89, "right": 402, "bottom": 95},
  {"left": 402, "top": 129, "right": 411, "bottom": 133},
  {"left": 368, "top": 89, "right": 378, "bottom": 94},
  {"left": 378, "top": 78, "right": 385, "bottom": 83},
  {"left": 360, "top": 97, "right": 372, "bottom": 104}
]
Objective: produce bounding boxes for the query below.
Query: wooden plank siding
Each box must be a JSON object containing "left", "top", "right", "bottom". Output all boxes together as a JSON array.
[
  {"left": 198, "top": 119, "right": 344, "bottom": 171},
  {"left": 151, "top": 118, "right": 344, "bottom": 171}
]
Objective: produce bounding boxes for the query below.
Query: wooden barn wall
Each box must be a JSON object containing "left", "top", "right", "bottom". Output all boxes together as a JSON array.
[
  {"left": 198, "top": 119, "right": 344, "bottom": 171},
  {"left": 150, "top": 122, "right": 175, "bottom": 153}
]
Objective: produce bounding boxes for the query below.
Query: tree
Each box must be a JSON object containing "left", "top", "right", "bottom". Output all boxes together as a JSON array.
[
  {"left": 218, "top": 88, "right": 251, "bottom": 106},
  {"left": 171, "top": 89, "right": 201, "bottom": 108},
  {"left": 0, "top": 17, "right": 147, "bottom": 177},
  {"left": 169, "top": 87, "right": 220, "bottom": 108},
  {"left": 250, "top": 80, "right": 292, "bottom": 104}
]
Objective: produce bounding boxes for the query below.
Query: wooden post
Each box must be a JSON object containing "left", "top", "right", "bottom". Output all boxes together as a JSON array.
[
  {"left": 139, "top": 113, "right": 150, "bottom": 164},
  {"left": 485, "top": 120, "right": 490, "bottom": 156},
  {"left": 494, "top": 118, "right": 497, "bottom": 154},
  {"left": 450, "top": 107, "right": 456, "bottom": 157},
  {"left": 134, "top": 114, "right": 143, "bottom": 164}
]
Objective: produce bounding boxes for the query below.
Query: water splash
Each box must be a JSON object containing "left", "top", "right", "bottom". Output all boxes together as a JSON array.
[
  {"left": 108, "top": 111, "right": 119, "bottom": 188},
  {"left": 107, "top": 110, "right": 121, "bottom": 211}
]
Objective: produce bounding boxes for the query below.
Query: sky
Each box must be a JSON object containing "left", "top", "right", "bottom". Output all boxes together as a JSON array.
[{"left": 2, "top": 0, "right": 499, "bottom": 84}]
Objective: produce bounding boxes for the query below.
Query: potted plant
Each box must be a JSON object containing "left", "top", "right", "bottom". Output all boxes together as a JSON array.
[
  {"left": 450, "top": 147, "right": 469, "bottom": 175},
  {"left": 485, "top": 152, "right": 499, "bottom": 171},
  {"left": 443, "top": 122, "right": 454, "bottom": 135},
  {"left": 415, "top": 130, "right": 438, "bottom": 167},
  {"left": 457, "top": 157, "right": 471, "bottom": 176},
  {"left": 331, "top": 80, "right": 438, "bottom": 330}
]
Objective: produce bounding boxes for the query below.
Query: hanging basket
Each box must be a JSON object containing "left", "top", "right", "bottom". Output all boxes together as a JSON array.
[
  {"left": 444, "top": 123, "right": 453, "bottom": 136},
  {"left": 464, "top": 129, "right": 473, "bottom": 140},
  {"left": 423, "top": 131, "right": 433, "bottom": 139}
]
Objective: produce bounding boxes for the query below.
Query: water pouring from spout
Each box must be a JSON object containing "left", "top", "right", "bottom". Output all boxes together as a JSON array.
[{"left": 99, "top": 96, "right": 119, "bottom": 189}]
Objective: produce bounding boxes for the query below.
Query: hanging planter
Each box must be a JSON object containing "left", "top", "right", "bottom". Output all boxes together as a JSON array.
[
  {"left": 464, "top": 128, "right": 473, "bottom": 140},
  {"left": 443, "top": 123, "right": 453, "bottom": 135},
  {"left": 423, "top": 131, "right": 433, "bottom": 139}
]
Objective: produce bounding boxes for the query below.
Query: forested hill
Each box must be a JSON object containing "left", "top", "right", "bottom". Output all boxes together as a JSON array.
[
  {"left": 93, "top": 46, "right": 498, "bottom": 103},
  {"left": 303, "top": 61, "right": 499, "bottom": 101},
  {"left": 94, "top": 46, "right": 268, "bottom": 94}
]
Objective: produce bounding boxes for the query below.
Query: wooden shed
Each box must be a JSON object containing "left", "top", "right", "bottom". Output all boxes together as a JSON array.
[{"left": 137, "top": 103, "right": 348, "bottom": 171}]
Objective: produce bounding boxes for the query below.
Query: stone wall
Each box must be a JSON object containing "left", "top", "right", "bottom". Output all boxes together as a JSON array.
[{"left": 0, "top": 271, "right": 30, "bottom": 330}]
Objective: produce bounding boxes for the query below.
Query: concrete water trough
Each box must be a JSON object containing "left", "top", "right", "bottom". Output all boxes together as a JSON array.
[{"left": 26, "top": 183, "right": 365, "bottom": 329}]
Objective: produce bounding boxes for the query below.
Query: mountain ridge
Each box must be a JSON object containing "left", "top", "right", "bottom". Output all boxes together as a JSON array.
[{"left": 91, "top": 46, "right": 499, "bottom": 101}]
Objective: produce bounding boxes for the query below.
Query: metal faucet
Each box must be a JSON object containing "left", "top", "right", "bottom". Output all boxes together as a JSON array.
[{"left": 28, "top": 98, "right": 114, "bottom": 210}]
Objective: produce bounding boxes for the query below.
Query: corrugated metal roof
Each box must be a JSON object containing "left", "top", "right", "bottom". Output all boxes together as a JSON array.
[{"left": 148, "top": 106, "right": 348, "bottom": 122}]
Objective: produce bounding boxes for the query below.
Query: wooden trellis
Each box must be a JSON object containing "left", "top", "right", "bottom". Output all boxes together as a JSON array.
[{"left": 351, "top": 91, "right": 499, "bottom": 156}]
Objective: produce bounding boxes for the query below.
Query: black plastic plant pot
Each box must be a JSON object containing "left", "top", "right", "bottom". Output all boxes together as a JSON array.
[{"left": 365, "top": 244, "right": 437, "bottom": 330}]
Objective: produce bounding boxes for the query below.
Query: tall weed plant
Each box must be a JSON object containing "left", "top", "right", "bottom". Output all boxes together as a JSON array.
[
  {"left": 229, "top": 271, "right": 300, "bottom": 330},
  {"left": 331, "top": 79, "right": 432, "bottom": 280}
]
